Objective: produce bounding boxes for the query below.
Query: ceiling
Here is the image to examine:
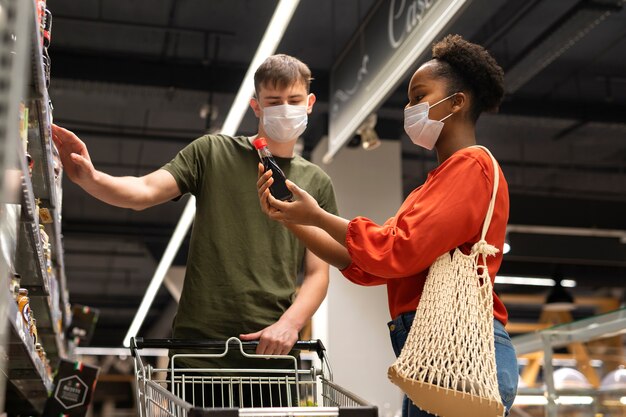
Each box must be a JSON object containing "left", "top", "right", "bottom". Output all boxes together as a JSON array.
[{"left": 45, "top": 0, "right": 626, "bottom": 346}]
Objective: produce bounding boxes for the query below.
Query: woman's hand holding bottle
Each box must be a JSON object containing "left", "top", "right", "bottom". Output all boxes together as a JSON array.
[{"left": 257, "top": 163, "right": 323, "bottom": 226}]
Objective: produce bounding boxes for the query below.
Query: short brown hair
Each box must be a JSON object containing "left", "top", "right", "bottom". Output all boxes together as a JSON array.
[{"left": 254, "top": 54, "right": 313, "bottom": 95}]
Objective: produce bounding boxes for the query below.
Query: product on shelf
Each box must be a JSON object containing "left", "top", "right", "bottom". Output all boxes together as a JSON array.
[
  {"left": 52, "top": 142, "right": 63, "bottom": 208},
  {"left": 36, "top": 1, "right": 46, "bottom": 48},
  {"left": 39, "top": 223, "right": 49, "bottom": 245},
  {"left": 10, "top": 273, "right": 21, "bottom": 300},
  {"left": 30, "top": 317, "right": 38, "bottom": 345},
  {"left": 42, "top": 350, "right": 51, "bottom": 378},
  {"left": 35, "top": 342, "right": 44, "bottom": 361},
  {"left": 43, "top": 8, "right": 52, "bottom": 48},
  {"left": 44, "top": 243, "right": 52, "bottom": 272},
  {"left": 19, "top": 102, "right": 29, "bottom": 152},
  {"left": 17, "top": 288, "right": 31, "bottom": 326},
  {"left": 42, "top": 47, "right": 51, "bottom": 89},
  {"left": 34, "top": 197, "right": 41, "bottom": 225},
  {"left": 26, "top": 151, "right": 34, "bottom": 177}
]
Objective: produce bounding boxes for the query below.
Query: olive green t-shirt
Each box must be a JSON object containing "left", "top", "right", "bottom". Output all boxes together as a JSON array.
[{"left": 161, "top": 134, "right": 337, "bottom": 369}]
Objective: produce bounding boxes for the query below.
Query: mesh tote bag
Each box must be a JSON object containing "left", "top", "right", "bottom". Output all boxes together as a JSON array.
[{"left": 388, "top": 146, "right": 505, "bottom": 417}]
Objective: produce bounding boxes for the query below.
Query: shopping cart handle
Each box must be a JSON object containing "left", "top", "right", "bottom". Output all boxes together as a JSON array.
[{"left": 130, "top": 337, "right": 327, "bottom": 359}]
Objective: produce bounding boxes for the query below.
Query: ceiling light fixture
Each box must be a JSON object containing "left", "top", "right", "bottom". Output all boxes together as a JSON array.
[
  {"left": 356, "top": 113, "right": 381, "bottom": 151},
  {"left": 544, "top": 279, "right": 575, "bottom": 312},
  {"left": 123, "top": 0, "right": 301, "bottom": 348}
]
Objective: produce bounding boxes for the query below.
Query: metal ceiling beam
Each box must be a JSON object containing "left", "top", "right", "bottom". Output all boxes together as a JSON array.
[
  {"left": 503, "top": 0, "right": 624, "bottom": 93},
  {"left": 51, "top": 48, "right": 624, "bottom": 124},
  {"left": 402, "top": 151, "right": 626, "bottom": 175},
  {"left": 54, "top": 15, "right": 235, "bottom": 37},
  {"left": 509, "top": 194, "right": 626, "bottom": 229},
  {"left": 49, "top": 47, "right": 249, "bottom": 93},
  {"left": 49, "top": 47, "right": 330, "bottom": 101},
  {"left": 62, "top": 219, "right": 178, "bottom": 239},
  {"left": 499, "top": 97, "right": 626, "bottom": 125}
]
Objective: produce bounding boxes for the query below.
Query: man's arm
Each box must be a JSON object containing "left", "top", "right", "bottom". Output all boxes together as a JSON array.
[
  {"left": 239, "top": 249, "right": 329, "bottom": 355},
  {"left": 52, "top": 124, "right": 181, "bottom": 210},
  {"left": 81, "top": 169, "right": 181, "bottom": 211}
]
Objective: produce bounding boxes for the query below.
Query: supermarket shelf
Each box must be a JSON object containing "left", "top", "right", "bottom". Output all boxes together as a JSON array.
[
  {"left": 27, "top": 95, "right": 57, "bottom": 210},
  {"left": 48, "top": 206, "right": 64, "bottom": 269},
  {"left": 2, "top": 291, "right": 53, "bottom": 414},
  {"left": 28, "top": 1, "right": 46, "bottom": 101},
  {"left": 15, "top": 220, "right": 49, "bottom": 296},
  {"left": 30, "top": 294, "right": 66, "bottom": 360},
  {"left": 17, "top": 145, "right": 36, "bottom": 223},
  {"left": 2, "top": 0, "right": 68, "bottom": 414},
  {"left": 27, "top": 2, "right": 57, "bottom": 211},
  {"left": 511, "top": 308, "right": 626, "bottom": 355}
]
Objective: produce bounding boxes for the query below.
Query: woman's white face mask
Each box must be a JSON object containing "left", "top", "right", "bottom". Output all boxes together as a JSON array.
[
  {"left": 261, "top": 96, "right": 309, "bottom": 143},
  {"left": 404, "top": 93, "right": 457, "bottom": 150}
]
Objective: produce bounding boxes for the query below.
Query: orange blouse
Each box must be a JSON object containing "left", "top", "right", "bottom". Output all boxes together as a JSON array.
[{"left": 341, "top": 147, "right": 509, "bottom": 324}]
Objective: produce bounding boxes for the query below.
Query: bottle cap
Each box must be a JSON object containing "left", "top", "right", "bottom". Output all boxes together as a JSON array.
[{"left": 252, "top": 137, "right": 267, "bottom": 149}]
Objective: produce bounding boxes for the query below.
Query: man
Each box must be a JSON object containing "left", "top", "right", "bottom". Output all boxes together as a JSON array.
[{"left": 52, "top": 55, "right": 337, "bottom": 393}]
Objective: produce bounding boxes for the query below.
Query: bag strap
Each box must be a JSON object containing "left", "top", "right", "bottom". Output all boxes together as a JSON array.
[{"left": 470, "top": 145, "right": 500, "bottom": 241}]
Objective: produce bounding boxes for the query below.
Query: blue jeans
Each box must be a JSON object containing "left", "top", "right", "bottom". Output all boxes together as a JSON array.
[{"left": 388, "top": 312, "right": 518, "bottom": 417}]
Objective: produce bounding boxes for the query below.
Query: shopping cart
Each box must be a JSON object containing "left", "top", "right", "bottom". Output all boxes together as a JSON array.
[{"left": 131, "top": 337, "right": 378, "bottom": 417}]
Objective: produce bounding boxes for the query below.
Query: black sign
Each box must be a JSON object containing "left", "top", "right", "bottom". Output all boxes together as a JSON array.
[
  {"left": 43, "top": 360, "right": 100, "bottom": 417},
  {"left": 55, "top": 375, "right": 88, "bottom": 409}
]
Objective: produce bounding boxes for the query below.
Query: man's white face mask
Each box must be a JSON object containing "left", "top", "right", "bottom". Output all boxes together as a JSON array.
[
  {"left": 404, "top": 93, "right": 457, "bottom": 150},
  {"left": 261, "top": 97, "right": 309, "bottom": 143}
]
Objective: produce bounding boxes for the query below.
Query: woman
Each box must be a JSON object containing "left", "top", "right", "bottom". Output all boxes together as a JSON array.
[{"left": 257, "top": 35, "right": 518, "bottom": 416}]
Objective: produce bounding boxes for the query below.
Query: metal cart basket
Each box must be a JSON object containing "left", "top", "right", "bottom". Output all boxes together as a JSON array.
[{"left": 131, "top": 337, "right": 378, "bottom": 417}]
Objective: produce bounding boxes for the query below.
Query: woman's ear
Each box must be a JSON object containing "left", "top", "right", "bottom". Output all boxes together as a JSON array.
[{"left": 451, "top": 92, "right": 467, "bottom": 114}]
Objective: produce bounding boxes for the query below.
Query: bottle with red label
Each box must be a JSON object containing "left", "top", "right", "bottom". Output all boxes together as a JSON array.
[{"left": 252, "top": 137, "right": 293, "bottom": 201}]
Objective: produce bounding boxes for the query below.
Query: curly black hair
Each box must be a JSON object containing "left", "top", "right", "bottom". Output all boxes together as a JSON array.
[{"left": 431, "top": 34, "right": 504, "bottom": 121}]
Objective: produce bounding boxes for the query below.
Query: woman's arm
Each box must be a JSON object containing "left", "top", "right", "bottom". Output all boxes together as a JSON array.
[
  {"left": 285, "top": 224, "right": 351, "bottom": 270},
  {"left": 257, "top": 164, "right": 387, "bottom": 286}
]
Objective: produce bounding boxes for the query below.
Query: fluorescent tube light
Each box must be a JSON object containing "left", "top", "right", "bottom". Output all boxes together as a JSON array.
[
  {"left": 222, "top": 0, "right": 300, "bottom": 134},
  {"left": 495, "top": 276, "right": 576, "bottom": 288},
  {"left": 123, "top": 0, "right": 301, "bottom": 347},
  {"left": 514, "top": 395, "right": 548, "bottom": 406},
  {"left": 123, "top": 199, "right": 196, "bottom": 347},
  {"left": 556, "top": 396, "right": 594, "bottom": 405},
  {"left": 513, "top": 395, "right": 594, "bottom": 406},
  {"left": 74, "top": 347, "right": 168, "bottom": 357}
]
